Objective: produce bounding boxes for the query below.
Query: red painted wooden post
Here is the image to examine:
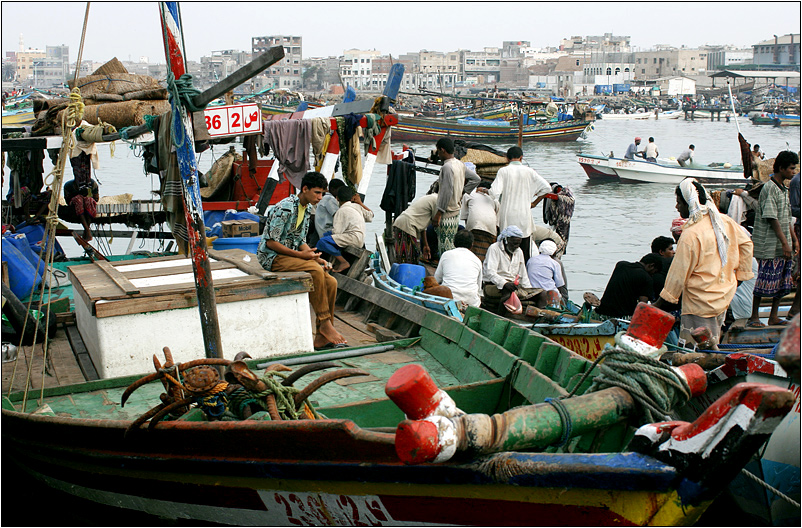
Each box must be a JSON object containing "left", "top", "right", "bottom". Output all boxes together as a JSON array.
[{"left": 159, "top": 2, "right": 224, "bottom": 359}]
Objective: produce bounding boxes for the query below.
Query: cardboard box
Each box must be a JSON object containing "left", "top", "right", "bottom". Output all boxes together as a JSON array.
[{"left": 221, "top": 220, "right": 259, "bottom": 237}]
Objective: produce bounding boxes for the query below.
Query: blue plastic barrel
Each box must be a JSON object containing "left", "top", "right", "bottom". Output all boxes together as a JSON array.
[
  {"left": 389, "top": 263, "right": 426, "bottom": 289},
  {"left": 5, "top": 234, "right": 45, "bottom": 278},
  {"left": 212, "top": 236, "right": 260, "bottom": 253},
  {"left": 1, "top": 237, "right": 43, "bottom": 300}
]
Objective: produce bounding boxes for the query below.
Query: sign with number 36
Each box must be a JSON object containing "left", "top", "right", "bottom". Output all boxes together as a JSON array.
[{"left": 203, "top": 103, "right": 261, "bottom": 138}]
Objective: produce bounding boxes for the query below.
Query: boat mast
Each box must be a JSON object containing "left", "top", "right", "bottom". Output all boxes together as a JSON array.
[{"left": 158, "top": 1, "right": 223, "bottom": 360}]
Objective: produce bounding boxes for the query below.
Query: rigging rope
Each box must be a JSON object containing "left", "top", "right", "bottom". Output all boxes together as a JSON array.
[{"left": 11, "top": 2, "right": 91, "bottom": 411}]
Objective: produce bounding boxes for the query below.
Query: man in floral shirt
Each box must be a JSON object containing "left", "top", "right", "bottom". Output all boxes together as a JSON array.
[{"left": 258, "top": 171, "right": 347, "bottom": 348}]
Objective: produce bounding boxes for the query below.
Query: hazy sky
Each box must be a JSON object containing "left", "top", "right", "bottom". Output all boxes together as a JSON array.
[{"left": 2, "top": 1, "right": 800, "bottom": 63}]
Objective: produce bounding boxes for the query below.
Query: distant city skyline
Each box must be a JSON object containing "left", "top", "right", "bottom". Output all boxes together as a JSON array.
[{"left": 2, "top": 1, "right": 800, "bottom": 64}]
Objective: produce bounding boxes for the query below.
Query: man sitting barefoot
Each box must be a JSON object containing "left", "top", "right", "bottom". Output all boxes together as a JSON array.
[
  {"left": 257, "top": 171, "right": 347, "bottom": 349},
  {"left": 316, "top": 186, "right": 374, "bottom": 273}
]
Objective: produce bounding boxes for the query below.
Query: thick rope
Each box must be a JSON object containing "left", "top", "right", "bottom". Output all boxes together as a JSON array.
[
  {"left": 228, "top": 372, "right": 302, "bottom": 420},
  {"left": 740, "top": 468, "right": 800, "bottom": 509},
  {"left": 13, "top": 84, "right": 85, "bottom": 410},
  {"left": 166, "top": 72, "right": 206, "bottom": 149},
  {"left": 566, "top": 333, "right": 691, "bottom": 424}
]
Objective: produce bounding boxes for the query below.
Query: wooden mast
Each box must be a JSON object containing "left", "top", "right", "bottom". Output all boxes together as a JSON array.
[{"left": 158, "top": 1, "right": 223, "bottom": 359}]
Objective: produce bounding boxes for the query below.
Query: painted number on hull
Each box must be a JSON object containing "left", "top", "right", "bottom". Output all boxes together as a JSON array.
[
  {"left": 257, "top": 490, "right": 392, "bottom": 526},
  {"left": 204, "top": 103, "right": 261, "bottom": 137}
]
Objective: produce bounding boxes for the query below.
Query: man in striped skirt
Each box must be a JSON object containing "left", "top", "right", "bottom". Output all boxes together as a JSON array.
[{"left": 431, "top": 137, "right": 480, "bottom": 258}]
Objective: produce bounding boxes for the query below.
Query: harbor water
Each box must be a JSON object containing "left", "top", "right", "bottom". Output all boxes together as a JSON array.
[{"left": 3, "top": 116, "right": 799, "bottom": 301}]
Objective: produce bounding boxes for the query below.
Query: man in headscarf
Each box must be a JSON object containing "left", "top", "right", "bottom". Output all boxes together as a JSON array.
[
  {"left": 482, "top": 225, "right": 543, "bottom": 314},
  {"left": 654, "top": 178, "right": 754, "bottom": 349},
  {"left": 526, "top": 239, "right": 567, "bottom": 307}
]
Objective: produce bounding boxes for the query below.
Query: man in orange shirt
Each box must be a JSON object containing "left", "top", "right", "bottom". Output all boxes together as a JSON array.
[{"left": 654, "top": 178, "right": 754, "bottom": 349}]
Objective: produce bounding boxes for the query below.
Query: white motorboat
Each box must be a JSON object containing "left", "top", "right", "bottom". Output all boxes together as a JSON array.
[
  {"left": 612, "top": 158, "right": 746, "bottom": 185},
  {"left": 577, "top": 154, "right": 747, "bottom": 185},
  {"left": 598, "top": 111, "right": 654, "bottom": 120}
]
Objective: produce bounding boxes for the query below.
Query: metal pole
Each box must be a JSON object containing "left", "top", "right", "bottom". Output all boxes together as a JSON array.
[{"left": 159, "top": 2, "right": 223, "bottom": 360}]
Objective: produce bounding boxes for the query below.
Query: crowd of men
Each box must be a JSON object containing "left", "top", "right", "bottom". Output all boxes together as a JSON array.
[{"left": 253, "top": 131, "right": 798, "bottom": 352}]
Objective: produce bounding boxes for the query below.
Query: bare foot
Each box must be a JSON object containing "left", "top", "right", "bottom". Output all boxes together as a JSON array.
[
  {"left": 318, "top": 318, "right": 347, "bottom": 345},
  {"left": 83, "top": 230, "right": 93, "bottom": 242},
  {"left": 332, "top": 261, "right": 350, "bottom": 273}
]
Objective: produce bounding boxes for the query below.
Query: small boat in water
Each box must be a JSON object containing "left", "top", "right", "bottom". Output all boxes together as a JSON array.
[
  {"left": 393, "top": 114, "right": 593, "bottom": 142},
  {"left": 577, "top": 154, "right": 746, "bottom": 185}
]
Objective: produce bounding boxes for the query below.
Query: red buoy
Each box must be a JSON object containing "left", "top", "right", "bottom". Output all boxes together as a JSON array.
[
  {"left": 626, "top": 302, "right": 676, "bottom": 348},
  {"left": 395, "top": 419, "right": 440, "bottom": 464},
  {"left": 675, "top": 363, "right": 707, "bottom": 397},
  {"left": 385, "top": 364, "right": 442, "bottom": 420}
]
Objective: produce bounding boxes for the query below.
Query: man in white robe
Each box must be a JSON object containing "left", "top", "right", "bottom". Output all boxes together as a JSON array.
[{"left": 487, "top": 146, "right": 554, "bottom": 263}]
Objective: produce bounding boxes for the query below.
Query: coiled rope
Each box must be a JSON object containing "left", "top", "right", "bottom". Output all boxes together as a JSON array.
[
  {"left": 544, "top": 397, "right": 572, "bottom": 447},
  {"left": 166, "top": 72, "right": 206, "bottom": 149},
  {"left": 566, "top": 332, "right": 691, "bottom": 423},
  {"left": 229, "top": 372, "right": 302, "bottom": 420}
]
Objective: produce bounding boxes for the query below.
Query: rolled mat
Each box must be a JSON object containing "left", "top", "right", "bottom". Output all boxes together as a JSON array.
[
  {"left": 57, "top": 100, "right": 171, "bottom": 129},
  {"left": 68, "top": 74, "right": 163, "bottom": 98},
  {"left": 460, "top": 148, "right": 508, "bottom": 166},
  {"left": 91, "top": 57, "right": 128, "bottom": 76}
]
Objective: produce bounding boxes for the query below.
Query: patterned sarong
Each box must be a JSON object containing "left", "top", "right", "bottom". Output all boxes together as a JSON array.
[
  {"left": 471, "top": 229, "right": 495, "bottom": 262},
  {"left": 435, "top": 214, "right": 459, "bottom": 258},
  {"left": 393, "top": 227, "right": 420, "bottom": 264},
  {"left": 754, "top": 257, "right": 794, "bottom": 298}
]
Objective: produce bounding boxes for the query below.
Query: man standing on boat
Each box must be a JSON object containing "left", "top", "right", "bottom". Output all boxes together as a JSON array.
[
  {"left": 677, "top": 145, "right": 694, "bottom": 167},
  {"left": 431, "top": 138, "right": 480, "bottom": 257},
  {"left": 624, "top": 137, "right": 642, "bottom": 160},
  {"left": 748, "top": 152, "right": 799, "bottom": 328},
  {"left": 257, "top": 171, "right": 347, "bottom": 349},
  {"left": 487, "top": 146, "right": 555, "bottom": 263},
  {"left": 654, "top": 178, "right": 754, "bottom": 349}
]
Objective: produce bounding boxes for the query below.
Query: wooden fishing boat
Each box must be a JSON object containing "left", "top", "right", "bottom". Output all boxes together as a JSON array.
[
  {"left": 2, "top": 282, "right": 794, "bottom": 526},
  {"left": 1, "top": 106, "right": 36, "bottom": 125},
  {"left": 529, "top": 318, "right": 630, "bottom": 361},
  {"left": 392, "top": 114, "right": 592, "bottom": 142},
  {"left": 597, "top": 110, "right": 653, "bottom": 120},
  {"left": 750, "top": 113, "right": 800, "bottom": 126}
]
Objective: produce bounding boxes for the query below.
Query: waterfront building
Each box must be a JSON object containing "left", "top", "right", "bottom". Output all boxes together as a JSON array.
[
  {"left": 633, "top": 47, "right": 708, "bottom": 79},
  {"left": 752, "top": 34, "right": 800, "bottom": 66},
  {"left": 252, "top": 35, "right": 303, "bottom": 90}
]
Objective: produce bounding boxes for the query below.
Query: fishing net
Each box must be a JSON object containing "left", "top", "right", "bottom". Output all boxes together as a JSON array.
[
  {"left": 460, "top": 148, "right": 508, "bottom": 166},
  {"left": 90, "top": 57, "right": 128, "bottom": 76}
]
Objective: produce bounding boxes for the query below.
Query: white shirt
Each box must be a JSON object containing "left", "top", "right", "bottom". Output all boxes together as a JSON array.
[
  {"left": 490, "top": 161, "right": 551, "bottom": 238},
  {"left": 331, "top": 202, "right": 373, "bottom": 248},
  {"left": 460, "top": 190, "right": 499, "bottom": 235},
  {"left": 483, "top": 241, "right": 532, "bottom": 290},
  {"left": 393, "top": 194, "right": 438, "bottom": 237},
  {"left": 645, "top": 142, "right": 659, "bottom": 159},
  {"left": 526, "top": 254, "right": 565, "bottom": 292},
  {"left": 435, "top": 247, "right": 483, "bottom": 307}
]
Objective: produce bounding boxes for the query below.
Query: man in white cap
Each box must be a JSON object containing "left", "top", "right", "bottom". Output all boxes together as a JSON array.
[
  {"left": 624, "top": 137, "right": 642, "bottom": 160},
  {"left": 526, "top": 240, "right": 566, "bottom": 307}
]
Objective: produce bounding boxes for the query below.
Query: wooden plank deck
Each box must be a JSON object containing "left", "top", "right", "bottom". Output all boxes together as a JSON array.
[{"left": 1, "top": 330, "right": 87, "bottom": 393}]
